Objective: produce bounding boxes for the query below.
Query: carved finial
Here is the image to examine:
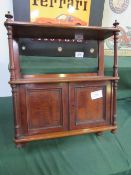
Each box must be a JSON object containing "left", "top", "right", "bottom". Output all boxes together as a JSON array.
[
  {"left": 5, "top": 11, "right": 13, "bottom": 20},
  {"left": 113, "top": 20, "right": 119, "bottom": 28}
]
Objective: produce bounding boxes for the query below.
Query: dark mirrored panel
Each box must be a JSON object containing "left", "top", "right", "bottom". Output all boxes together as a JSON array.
[{"left": 17, "top": 38, "right": 98, "bottom": 75}]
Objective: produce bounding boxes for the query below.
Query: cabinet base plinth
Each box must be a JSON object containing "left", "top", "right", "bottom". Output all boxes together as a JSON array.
[{"left": 14, "top": 125, "right": 117, "bottom": 145}]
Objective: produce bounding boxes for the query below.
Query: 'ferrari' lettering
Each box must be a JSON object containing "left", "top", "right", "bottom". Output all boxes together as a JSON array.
[{"left": 32, "top": 0, "right": 88, "bottom": 11}]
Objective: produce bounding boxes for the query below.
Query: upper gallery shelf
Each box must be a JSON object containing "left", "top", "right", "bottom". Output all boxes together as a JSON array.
[{"left": 5, "top": 12, "right": 120, "bottom": 40}]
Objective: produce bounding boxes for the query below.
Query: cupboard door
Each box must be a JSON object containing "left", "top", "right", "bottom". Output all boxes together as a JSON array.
[
  {"left": 69, "top": 81, "right": 112, "bottom": 130},
  {"left": 22, "top": 83, "right": 68, "bottom": 134}
]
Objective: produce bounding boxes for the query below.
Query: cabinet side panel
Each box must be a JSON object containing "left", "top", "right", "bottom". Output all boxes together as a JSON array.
[{"left": 19, "top": 85, "right": 29, "bottom": 135}]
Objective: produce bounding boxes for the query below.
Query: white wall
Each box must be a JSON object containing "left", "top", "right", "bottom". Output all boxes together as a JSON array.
[
  {"left": 0, "top": 0, "right": 13, "bottom": 97},
  {"left": 102, "top": 0, "right": 131, "bottom": 27}
]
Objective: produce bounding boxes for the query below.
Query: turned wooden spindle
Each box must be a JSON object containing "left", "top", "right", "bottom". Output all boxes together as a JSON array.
[
  {"left": 5, "top": 12, "right": 22, "bottom": 143},
  {"left": 5, "top": 12, "right": 15, "bottom": 81},
  {"left": 112, "top": 20, "right": 119, "bottom": 133}
]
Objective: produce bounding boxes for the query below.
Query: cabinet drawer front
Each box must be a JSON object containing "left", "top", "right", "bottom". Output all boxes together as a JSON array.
[
  {"left": 69, "top": 81, "right": 113, "bottom": 130},
  {"left": 21, "top": 83, "right": 68, "bottom": 134}
]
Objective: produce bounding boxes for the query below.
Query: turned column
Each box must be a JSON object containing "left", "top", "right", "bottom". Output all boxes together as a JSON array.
[
  {"left": 5, "top": 12, "right": 21, "bottom": 143},
  {"left": 112, "top": 20, "right": 119, "bottom": 133},
  {"left": 5, "top": 11, "right": 15, "bottom": 81}
]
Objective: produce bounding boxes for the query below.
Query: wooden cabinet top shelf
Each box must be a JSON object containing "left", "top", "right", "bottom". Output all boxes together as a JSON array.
[
  {"left": 5, "top": 21, "right": 120, "bottom": 40},
  {"left": 9, "top": 74, "right": 119, "bottom": 84}
]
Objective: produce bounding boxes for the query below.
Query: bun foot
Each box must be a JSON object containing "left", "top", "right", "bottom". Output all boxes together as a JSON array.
[
  {"left": 111, "top": 129, "right": 117, "bottom": 134},
  {"left": 96, "top": 132, "right": 103, "bottom": 136},
  {"left": 16, "top": 143, "right": 26, "bottom": 148}
]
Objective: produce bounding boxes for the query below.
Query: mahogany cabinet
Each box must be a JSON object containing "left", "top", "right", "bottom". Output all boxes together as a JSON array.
[{"left": 5, "top": 12, "right": 119, "bottom": 147}]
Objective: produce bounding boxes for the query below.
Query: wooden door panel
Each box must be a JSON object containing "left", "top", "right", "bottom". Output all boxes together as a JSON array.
[
  {"left": 69, "top": 81, "right": 112, "bottom": 130},
  {"left": 23, "top": 83, "right": 68, "bottom": 134},
  {"left": 75, "top": 87, "right": 104, "bottom": 123}
]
